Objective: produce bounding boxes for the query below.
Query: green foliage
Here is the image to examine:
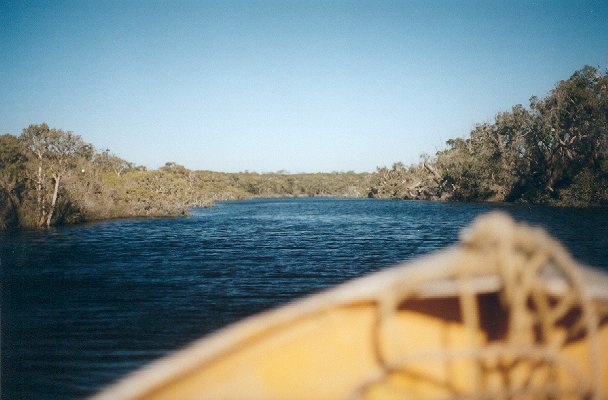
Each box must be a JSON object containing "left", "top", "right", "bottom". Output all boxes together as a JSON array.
[
  {"left": 3, "top": 66, "right": 605, "bottom": 229},
  {"left": 371, "top": 65, "right": 608, "bottom": 207},
  {"left": 93, "top": 149, "right": 133, "bottom": 176},
  {"left": 368, "top": 160, "right": 441, "bottom": 200},
  {"left": 0, "top": 134, "right": 28, "bottom": 229},
  {"left": 19, "top": 124, "right": 92, "bottom": 227},
  {"left": 0, "top": 128, "right": 370, "bottom": 229},
  {"left": 556, "top": 168, "right": 608, "bottom": 207}
]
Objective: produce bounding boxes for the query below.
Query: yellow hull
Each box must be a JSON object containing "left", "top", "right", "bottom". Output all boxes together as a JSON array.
[{"left": 94, "top": 213, "right": 608, "bottom": 400}]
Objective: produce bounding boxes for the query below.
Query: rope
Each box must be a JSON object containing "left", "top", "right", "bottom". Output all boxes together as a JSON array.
[{"left": 352, "top": 212, "right": 605, "bottom": 400}]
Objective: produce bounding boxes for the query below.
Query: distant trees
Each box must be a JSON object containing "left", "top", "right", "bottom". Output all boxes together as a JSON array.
[
  {"left": 19, "top": 124, "right": 92, "bottom": 227},
  {"left": 93, "top": 149, "right": 133, "bottom": 177},
  {"left": 370, "top": 65, "right": 608, "bottom": 206},
  {"left": 0, "top": 134, "right": 28, "bottom": 228},
  {"left": 2, "top": 66, "right": 605, "bottom": 229},
  {"left": 0, "top": 125, "right": 193, "bottom": 228},
  {"left": 0, "top": 128, "right": 371, "bottom": 229},
  {"left": 367, "top": 159, "right": 443, "bottom": 200}
]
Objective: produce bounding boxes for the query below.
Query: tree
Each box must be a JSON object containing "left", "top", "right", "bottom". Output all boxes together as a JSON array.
[
  {"left": 0, "top": 134, "right": 28, "bottom": 228},
  {"left": 378, "top": 65, "right": 608, "bottom": 205},
  {"left": 93, "top": 149, "right": 133, "bottom": 177},
  {"left": 20, "top": 123, "right": 91, "bottom": 227},
  {"left": 529, "top": 66, "right": 608, "bottom": 200}
]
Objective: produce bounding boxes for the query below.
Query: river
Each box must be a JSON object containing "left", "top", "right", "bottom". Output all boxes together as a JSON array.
[{"left": 1, "top": 198, "right": 607, "bottom": 399}]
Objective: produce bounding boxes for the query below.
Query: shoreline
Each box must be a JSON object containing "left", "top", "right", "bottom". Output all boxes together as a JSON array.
[{"left": 6, "top": 195, "right": 607, "bottom": 233}]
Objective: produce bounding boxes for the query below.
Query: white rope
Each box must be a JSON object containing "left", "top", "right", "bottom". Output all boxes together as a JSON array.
[{"left": 353, "top": 212, "right": 604, "bottom": 400}]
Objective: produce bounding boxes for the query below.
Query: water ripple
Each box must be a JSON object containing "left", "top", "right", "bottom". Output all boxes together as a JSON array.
[{"left": 1, "top": 198, "right": 607, "bottom": 399}]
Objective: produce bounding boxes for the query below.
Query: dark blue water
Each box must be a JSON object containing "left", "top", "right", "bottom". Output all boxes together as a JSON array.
[{"left": 2, "top": 198, "right": 607, "bottom": 399}]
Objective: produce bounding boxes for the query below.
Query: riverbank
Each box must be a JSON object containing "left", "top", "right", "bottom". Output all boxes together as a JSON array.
[
  {"left": 367, "top": 67, "right": 608, "bottom": 207},
  {"left": 5, "top": 189, "right": 607, "bottom": 233},
  {"left": 0, "top": 165, "right": 371, "bottom": 230}
]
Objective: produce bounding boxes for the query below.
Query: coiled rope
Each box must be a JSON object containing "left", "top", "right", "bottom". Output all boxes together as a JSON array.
[{"left": 353, "top": 212, "right": 604, "bottom": 400}]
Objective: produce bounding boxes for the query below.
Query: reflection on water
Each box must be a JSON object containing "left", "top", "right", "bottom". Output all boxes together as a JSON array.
[{"left": 1, "top": 198, "right": 607, "bottom": 399}]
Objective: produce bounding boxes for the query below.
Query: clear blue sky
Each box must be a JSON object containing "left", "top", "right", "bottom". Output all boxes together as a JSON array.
[{"left": 2, "top": 1, "right": 607, "bottom": 173}]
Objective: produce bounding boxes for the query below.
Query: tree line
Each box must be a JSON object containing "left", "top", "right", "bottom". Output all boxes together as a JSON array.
[
  {"left": 369, "top": 65, "right": 608, "bottom": 206},
  {"left": 2, "top": 66, "right": 606, "bottom": 229},
  {"left": 0, "top": 126, "right": 370, "bottom": 229}
]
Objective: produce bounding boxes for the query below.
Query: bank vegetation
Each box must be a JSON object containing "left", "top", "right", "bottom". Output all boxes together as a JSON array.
[
  {"left": 369, "top": 66, "right": 608, "bottom": 207},
  {"left": 1, "top": 66, "right": 606, "bottom": 230},
  {"left": 0, "top": 126, "right": 369, "bottom": 229}
]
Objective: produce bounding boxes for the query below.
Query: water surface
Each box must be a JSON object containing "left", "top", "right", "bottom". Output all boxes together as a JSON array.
[{"left": 2, "top": 198, "right": 607, "bottom": 399}]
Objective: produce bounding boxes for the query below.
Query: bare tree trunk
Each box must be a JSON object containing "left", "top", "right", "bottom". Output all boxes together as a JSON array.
[
  {"left": 46, "top": 173, "right": 60, "bottom": 227},
  {"left": 423, "top": 162, "right": 441, "bottom": 181},
  {"left": 36, "top": 159, "right": 47, "bottom": 228}
]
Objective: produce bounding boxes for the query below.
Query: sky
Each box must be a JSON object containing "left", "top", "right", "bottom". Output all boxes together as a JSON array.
[{"left": 1, "top": 1, "right": 607, "bottom": 173}]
